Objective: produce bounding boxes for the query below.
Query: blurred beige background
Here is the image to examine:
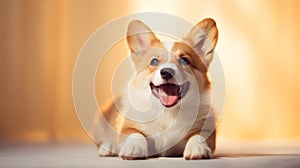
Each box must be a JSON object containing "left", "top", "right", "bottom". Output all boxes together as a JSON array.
[{"left": 1, "top": 0, "right": 300, "bottom": 149}]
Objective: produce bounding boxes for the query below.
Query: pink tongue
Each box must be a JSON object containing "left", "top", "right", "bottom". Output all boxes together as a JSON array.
[
  {"left": 158, "top": 84, "right": 179, "bottom": 107},
  {"left": 159, "top": 91, "right": 178, "bottom": 107}
]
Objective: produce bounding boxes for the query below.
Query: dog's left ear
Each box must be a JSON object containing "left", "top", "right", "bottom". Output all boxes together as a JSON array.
[
  {"left": 127, "top": 20, "right": 159, "bottom": 53},
  {"left": 184, "top": 18, "right": 218, "bottom": 67}
]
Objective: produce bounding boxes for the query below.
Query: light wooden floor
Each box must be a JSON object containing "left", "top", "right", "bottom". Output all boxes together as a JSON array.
[{"left": 1, "top": 143, "right": 300, "bottom": 168}]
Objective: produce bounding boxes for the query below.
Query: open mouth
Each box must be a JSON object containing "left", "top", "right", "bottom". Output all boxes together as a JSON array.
[{"left": 150, "top": 82, "right": 190, "bottom": 107}]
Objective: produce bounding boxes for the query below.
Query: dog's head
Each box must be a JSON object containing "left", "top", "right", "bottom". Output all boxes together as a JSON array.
[{"left": 126, "top": 19, "right": 218, "bottom": 109}]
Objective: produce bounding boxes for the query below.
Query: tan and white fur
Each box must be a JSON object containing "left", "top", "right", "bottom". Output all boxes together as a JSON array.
[{"left": 93, "top": 18, "right": 218, "bottom": 160}]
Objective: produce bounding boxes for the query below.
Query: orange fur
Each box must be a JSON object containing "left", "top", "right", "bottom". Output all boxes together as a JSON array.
[{"left": 93, "top": 18, "right": 218, "bottom": 160}]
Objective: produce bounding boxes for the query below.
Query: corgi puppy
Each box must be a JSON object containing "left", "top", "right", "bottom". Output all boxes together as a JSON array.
[{"left": 93, "top": 18, "right": 218, "bottom": 160}]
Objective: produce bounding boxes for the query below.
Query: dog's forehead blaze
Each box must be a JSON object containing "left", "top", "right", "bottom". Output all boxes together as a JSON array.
[
  {"left": 132, "top": 41, "right": 168, "bottom": 72},
  {"left": 171, "top": 42, "right": 207, "bottom": 72},
  {"left": 133, "top": 41, "right": 207, "bottom": 73}
]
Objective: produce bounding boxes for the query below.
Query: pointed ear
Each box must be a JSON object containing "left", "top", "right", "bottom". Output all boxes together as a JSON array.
[
  {"left": 127, "top": 20, "right": 159, "bottom": 53},
  {"left": 183, "top": 18, "right": 218, "bottom": 67}
]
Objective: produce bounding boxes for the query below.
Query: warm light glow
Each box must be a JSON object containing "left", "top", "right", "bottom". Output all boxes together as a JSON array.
[
  {"left": 128, "top": 0, "right": 300, "bottom": 144},
  {"left": 1, "top": 0, "right": 300, "bottom": 148}
]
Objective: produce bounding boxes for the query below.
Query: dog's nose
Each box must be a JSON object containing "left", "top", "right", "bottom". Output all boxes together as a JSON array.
[{"left": 160, "top": 68, "right": 175, "bottom": 80}]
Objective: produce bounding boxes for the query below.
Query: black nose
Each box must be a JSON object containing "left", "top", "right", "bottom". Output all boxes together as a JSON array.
[{"left": 160, "top": 68, "right": 175, "bottom": 80}]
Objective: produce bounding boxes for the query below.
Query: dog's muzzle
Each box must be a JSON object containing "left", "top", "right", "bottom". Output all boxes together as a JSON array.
[
  {"left": 150, "top": 82, "right": 190, "bottom": 107},
  {"left": 160, "top": 68, "right": 175, "bottom": 80}
]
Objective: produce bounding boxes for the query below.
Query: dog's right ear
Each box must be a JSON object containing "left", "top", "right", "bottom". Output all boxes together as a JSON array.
[
  {"left": 127, "top": 20, "right": 159, "bottom": 53},
  {"left": 183, "top": 18, "right": 218, "bottom": 67}
]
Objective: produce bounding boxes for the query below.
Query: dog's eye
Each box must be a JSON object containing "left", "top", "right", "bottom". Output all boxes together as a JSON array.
[
  {"left": 179, "top": 57, "right": 190, "bottom": 65},
  {"left": 150, "top": 58, "right": 160, "bottom": 66}
]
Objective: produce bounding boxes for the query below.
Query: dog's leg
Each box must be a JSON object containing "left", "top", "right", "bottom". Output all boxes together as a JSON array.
[
  {"left": 183, "top": 132, "right": 215, "bottom": 160},
  {"left": 119, "top": 133, "right": 148, "bottom": 160}
]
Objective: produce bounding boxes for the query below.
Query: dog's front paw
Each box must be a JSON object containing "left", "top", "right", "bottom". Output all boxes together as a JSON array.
[
  {"left": 119, "top": 133, "right": 148, "bottom": 160},
  {"left": 98, "top": 143, "right": 117, "bottom": 157},
  {"left": 119, "top": 144, "right": 147, "bottom": 160},
  {"left": 183, "top": 135, "right": 213, "bottom": 160},
  {"left": 183, "top": 144, "right": 212, "bottom": 160}
]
